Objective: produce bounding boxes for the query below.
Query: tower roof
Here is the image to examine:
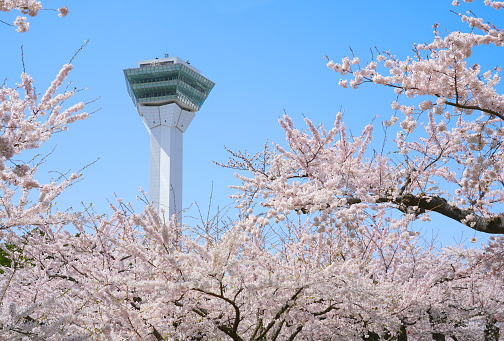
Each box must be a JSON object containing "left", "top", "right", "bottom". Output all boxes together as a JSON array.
[{"left": 124, "top": 57, "right": 215, "bottom": 112}]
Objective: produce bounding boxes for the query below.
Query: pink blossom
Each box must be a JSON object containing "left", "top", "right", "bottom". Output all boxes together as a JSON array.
[
  {"left": 58, "top": 6, "right": 68, "bottom": 17},
  {"left": 1, "top": 1, "right": 65, "bottom": 32}
]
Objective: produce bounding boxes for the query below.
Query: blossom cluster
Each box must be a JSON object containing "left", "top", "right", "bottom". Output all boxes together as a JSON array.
[
  {"left": 0, "top": 64, "right": 88, "bottom": 230},
  {"left": 0, "top": 0, "right": 68, "bottom": 32},
  {"left": 328, "top": 1, "right": 504, "bottom": 123}
]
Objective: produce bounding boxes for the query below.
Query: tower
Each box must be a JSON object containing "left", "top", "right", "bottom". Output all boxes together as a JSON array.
[{"left": 124, "top": 57, "right": 215, "bottom": 217}]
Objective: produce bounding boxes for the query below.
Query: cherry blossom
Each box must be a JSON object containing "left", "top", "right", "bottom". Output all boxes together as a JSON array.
[{"left": 0, "top": 0, "right": 68, "bottom": 32}]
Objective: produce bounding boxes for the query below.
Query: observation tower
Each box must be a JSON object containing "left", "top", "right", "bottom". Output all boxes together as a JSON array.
[{"left": 124, "top": 57, "right": 215, "bottom": 217}]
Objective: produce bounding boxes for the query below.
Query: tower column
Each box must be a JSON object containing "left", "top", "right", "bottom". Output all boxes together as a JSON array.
[
  {"left": 139, "top": 102, "right": 195, "bottom": 218},
  {"left": 149, "top": 125, "right": 183, "bottom": 216}
]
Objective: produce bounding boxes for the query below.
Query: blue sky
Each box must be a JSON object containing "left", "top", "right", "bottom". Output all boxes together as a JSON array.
[{"left": 1, "top": 0, "right": 501, "bottom": 246}]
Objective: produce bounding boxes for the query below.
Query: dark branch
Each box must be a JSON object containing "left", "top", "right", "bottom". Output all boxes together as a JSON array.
[
  {"left": 444, "top": 100, "right": 504, "bottom": 121},
  {"left": 48, "top": 274, "right": 78, "bottom": 283},
  {"left": 287, "top": 324, "right": 303, "bottom": 341},
  {"left": 253, "top": 287, "right": 304, "bottom": 341},
  {"left": 313, "top": 305, "right": 338, "bottom": 317},
  {"left": 192, "top": 287, "right": 244, "bottom": 341},
  {"left": 347, "top": 194, "right": 504, "bottom": 234}
]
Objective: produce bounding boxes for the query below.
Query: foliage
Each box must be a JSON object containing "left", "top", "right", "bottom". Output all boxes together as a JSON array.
[
  {"left": 323, "top": 0, "right": 504, "bottom": 234},
  {"left": 0, "top": 0, "right": 504, "bottom": 340}
]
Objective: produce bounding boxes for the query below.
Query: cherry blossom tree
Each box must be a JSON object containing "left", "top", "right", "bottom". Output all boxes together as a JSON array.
[
  {"left": 211, "top": 114, "right": 504, "bottom": 340},
  {"left": 0, "top": 64, "right": 92, "bottom": 338},
  {"left": 0, "top": 0, "right": 504, "bottom": 340},
  {"left": 325, "top": 0, "right": 504, "bottom": 234},
  {"left": 0, "top": 8, "right": 91, "bottom": 334}
]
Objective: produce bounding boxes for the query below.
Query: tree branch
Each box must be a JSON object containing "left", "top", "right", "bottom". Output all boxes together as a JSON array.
[
  {"left": 253, "top": 287, "right": 304, "bottom": 341},
  {"left": 347, "top": 194, "right": 504, "bottom": 234},
  {"left": 192, "top": 287, "right": 244, "bottom": 341},
  {"left": 444, "top": 100, "right": 504, "bottom": 121}
]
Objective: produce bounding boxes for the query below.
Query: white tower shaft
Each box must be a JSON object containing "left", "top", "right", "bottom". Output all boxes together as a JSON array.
[
  {"left": 140, "top": 103, "right": 196, "bottom": 216},
  {"left": 149, "top": 126, "right": 182, "bottom": 216}
]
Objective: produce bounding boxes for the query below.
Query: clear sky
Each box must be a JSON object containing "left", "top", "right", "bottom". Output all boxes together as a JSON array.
[{"left": 1, "top": 0, "right": 501, "bottom": 246}]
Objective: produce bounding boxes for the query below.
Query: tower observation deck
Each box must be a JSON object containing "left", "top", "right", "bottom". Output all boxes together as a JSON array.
[{"left": 124, "top": 57, "right": 215, "bottom": 217}]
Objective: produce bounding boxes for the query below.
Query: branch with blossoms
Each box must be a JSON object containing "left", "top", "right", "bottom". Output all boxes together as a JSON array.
[
  {"left": 293, "top": 193, "right": 504, "bottom": 234},
  {"left": 365, "top": 194, "right": 504, "bottom": 234},
  {"left": 0, "top": 56, "right": 91, "bottom": 339},
  {"left": 0, "top": 0, "right": 68, "bottom": 32},
  {"left": 305, "top": 1, "right": 504, "bottom": 234},
  {"left": 0, "top": 63, "right": 89, "bottom": 230},
  {"left": 328, "top": 1, "right": 504, "bottom": 126},
  {"left": 327, "top": 3, "right": 504, "bottom": 121},
  {"left": 224, "top": 110, "right": 504, "bottom": 239}
]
